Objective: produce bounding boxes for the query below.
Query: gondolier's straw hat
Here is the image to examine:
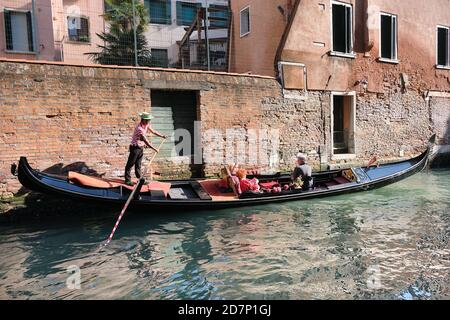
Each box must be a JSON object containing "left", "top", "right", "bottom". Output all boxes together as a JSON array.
[
  {"left": 297, "top": 153, "right": 307, "bottom": 162},
  {"left": 139, "top": 112, "right": 153, "bottom": 120}
]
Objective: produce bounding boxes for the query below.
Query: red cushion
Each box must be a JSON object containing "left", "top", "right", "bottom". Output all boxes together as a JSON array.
[{"left": 259, "top": 181, "right": 279, "bottom": 189}]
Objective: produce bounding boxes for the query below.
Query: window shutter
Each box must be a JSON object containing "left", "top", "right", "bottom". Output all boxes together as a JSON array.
[
  {"left": 392, "top": 16, "right": 397, "bottom": 59},
  {"left": 4, "top": 10, "right": 13, "bottom": 50},
  {"left": 165, "top": 0, "right": 171, "bottom": 24},
  {"left": 446, "top": 28, "right": 449, "bottom": 66},
  {"left": 81, "top": 17, "right": 89, "bottom": 39},
  {"left": 176, "top": 2, "right": 182, "bottom": 26},
  {"left": 26, "top": 11, "right": 34, "bottom": 52},
  {"left": 346, "top": 6, "right": 352, "bottom": 53}
]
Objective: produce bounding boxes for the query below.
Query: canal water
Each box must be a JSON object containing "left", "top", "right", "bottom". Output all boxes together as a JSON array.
[{"left": 0, "top": 170, "right": 449, "bottom": 300}]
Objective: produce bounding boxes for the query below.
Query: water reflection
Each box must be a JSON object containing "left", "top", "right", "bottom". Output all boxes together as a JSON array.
[{"left": 0, "top": 170, "right": 448, "bottom": 299}]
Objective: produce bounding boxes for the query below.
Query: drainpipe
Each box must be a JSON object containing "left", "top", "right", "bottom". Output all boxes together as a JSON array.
[{"left": 363, "top": 0, "right": 371, "bottom": 55}]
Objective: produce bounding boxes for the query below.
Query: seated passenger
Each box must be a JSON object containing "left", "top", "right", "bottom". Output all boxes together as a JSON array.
[
  {"left": 217, "top": 167, "right": 232, "bottom": 192},
  {"left": 236, "top": 169, "right": 260, "bottom": 193},
  {"left": 218, "top": 165, "right": 242, "bottom": 195},
  {"left": 291, "top": 153, "right": 313, "bottom": 190}
]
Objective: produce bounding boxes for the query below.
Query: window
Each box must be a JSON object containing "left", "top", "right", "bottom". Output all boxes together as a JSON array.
[
  {"left": 145, "top": 0, "right": 171, "bottom": 25},
  {"left": 331, "top": 2, "right": 353, "bottom": 54},
  {"left": 240, "top": 6, "right": 250, "bottom": 37},
  {"left": 151, "top": 48, "right": 169, "bottom": 68},
  {"left": 380, "top": 13, "right": 397, "bottom": 61},
  {"left": 4, "top": 10, "right": 34, "bottom": 52},
  {"left": 437, "top": 26, "right": 450, "bottom": 68},
  {"left": 67, "top": 16, "right": 90, "bottom": 42},
  {"left": 176, "top": 1, "right": 201, "bottom": 26},
  {"left": 209, "top": 5, "right": 229, "bottom": 28}
]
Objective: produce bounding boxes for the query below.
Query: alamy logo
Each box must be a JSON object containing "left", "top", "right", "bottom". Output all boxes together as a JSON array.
[{"left": 66, "top": 265, "right": 81, "bottom": 290}]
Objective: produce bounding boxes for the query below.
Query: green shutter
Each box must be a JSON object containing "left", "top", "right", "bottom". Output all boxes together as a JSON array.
[
  {"left": 165, "top": 0, "right": 171, "bottom": 24},
  {"left": 176, "top": 2, "right": 182, "bottom": 26},
  {"left": 149, "top": 0, "right": 171, "bottom": 25},
  {"left": 151, "top": 91, "right": 197, "bottom": 158},
  {"left": 4, "top": 10, "right": 13, "bottom": 50},
  {"left": 80, "top": 17, "right": 89, "bottom": 41},
  {"left": 176, "top": 2, "right": 201, "bottom": 26}
]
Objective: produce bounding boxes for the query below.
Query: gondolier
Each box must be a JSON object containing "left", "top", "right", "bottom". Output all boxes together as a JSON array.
[{"left": 124, "top": 112, "right": 166, "bottom": 186}]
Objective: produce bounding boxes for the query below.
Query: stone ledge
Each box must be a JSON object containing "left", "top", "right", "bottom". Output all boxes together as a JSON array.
[{"left": 0, "top": 58, "right": 276, "bottom": 80}]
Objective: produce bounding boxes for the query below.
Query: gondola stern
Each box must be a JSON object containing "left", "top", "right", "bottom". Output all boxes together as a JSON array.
[
  {"left": 17, "top": 156, "right": 40, "bottom": 192},
  {"left": 428, "top": 134, "right": 436, "bottom": 146}
]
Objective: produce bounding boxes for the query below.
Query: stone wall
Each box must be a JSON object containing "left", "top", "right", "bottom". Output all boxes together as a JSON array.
[
  {"left": 430, "top": 96, "right": 450, "bottom": 145},
  {"left": 0, "top": 59, "right": 448, "bottom": 196},
  {"left": 355, "top": 91, "right": 432, "bottom": 158},
  {"left": 0, "top": 60, "right": 284, "bottom": 196}
]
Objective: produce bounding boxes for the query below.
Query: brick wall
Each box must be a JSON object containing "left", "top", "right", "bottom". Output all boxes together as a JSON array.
[{"left": 0, "top": 59, "right": 448, "bottom": 196}]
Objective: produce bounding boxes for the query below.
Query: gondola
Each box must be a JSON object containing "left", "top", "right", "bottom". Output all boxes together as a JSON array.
[{"left": 17, "top": 136, "right": 435, "bottom": 211}]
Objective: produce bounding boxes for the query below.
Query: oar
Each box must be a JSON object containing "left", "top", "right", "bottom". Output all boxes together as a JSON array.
[
  {"left": 144, "top": 137, "right": 166, "bottom": 178},
  {"left": 103, "top": 138, "right": 165, "bottom": 246},
  {"left": 104, "top": 177, "right": 144, "bottom": 246}
]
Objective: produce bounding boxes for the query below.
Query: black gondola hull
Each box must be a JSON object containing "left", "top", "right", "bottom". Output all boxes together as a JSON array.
[{"left": 17, "top": 138, "right": 432, "bottom": 211}]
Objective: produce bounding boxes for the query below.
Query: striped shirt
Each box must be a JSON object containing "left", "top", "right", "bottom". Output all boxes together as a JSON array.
[{"left": 130, "top": 123, "right": 149, "bottom": 147}]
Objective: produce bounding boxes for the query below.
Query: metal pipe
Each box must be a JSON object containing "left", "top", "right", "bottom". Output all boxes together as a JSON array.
[
  {"left": 204, "top": 0, "right": 210, "bottom": 71},
  {"left": 132, "top": 0, "right": 138, "bottom": 66}
]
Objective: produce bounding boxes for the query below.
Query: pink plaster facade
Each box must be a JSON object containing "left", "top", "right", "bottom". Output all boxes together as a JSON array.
[
  {"left": 229, "top": 0, "right": 295, "bottom": 76},
  {"left": 52, "top": 0, "right": 105, "bottom": 64},
  {"left": 0, "top": 0, "right": 56, "bottom": 61},
  {"left": 0, "top": 0, "right": 104, "bottom": 64},
  {"left": 230, "top": 0, "right": 450, "bottom": 93},
  {"left": 280, "top": 0, "right": 450, "bottom": 92}
]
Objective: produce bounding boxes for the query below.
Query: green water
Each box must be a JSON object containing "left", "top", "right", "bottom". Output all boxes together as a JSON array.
[{"left": 0, "top": 170, "right": 449, "bottom": 300}]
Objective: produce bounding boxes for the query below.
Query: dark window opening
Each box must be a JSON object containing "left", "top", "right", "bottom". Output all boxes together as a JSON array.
[
  {"left": 145, "top": 0, "right": 172, "bottom": 25},
  {"left": 332, "top": 3, "right": 352, "bottom": 54},
  {"left": 67, "top": 16, "right": 90, "bottom": 42},
  {"left": 333, "top": 4, "right": 353, "bottom": 53},
  {"left": 176, "top": 1, "right": 201, "bottom": 26},
  {"left": 381, "top": 14, "right": 397, "bottom": 60},
  {"left": 151, "top": 48, "right": 169, "bottom": 67},
  {"left": 437, "top": 27, "right": 449, "bottom": 67},
  {"left": 4, "top": 10, "right": 34, "bottom": 52}
]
